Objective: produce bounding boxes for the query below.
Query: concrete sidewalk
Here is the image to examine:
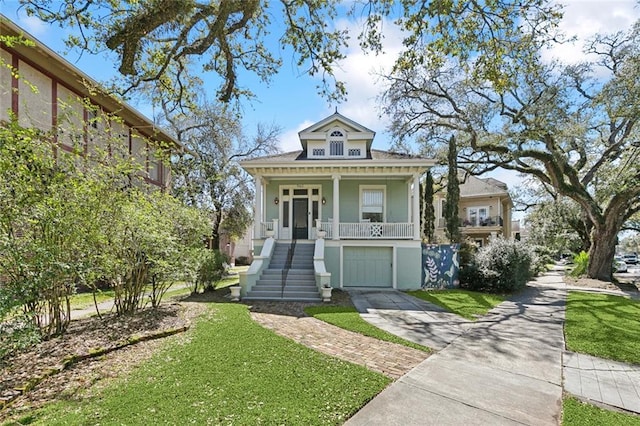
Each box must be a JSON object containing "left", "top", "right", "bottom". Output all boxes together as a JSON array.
[
  {"left": 346, "top": 270, "right": 640, "bottom": 424},
  {"left": 564, "top": 350, "right": 640, "bottom": 413},
  {"left": 349, "top": 290, "right": 472, "bottom": 350},
  {"left": 347, "top": 278, "right": 567, "bottom": 425}
]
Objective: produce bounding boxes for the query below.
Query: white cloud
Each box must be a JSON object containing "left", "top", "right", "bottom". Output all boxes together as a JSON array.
[
  {"left": 543, "top": 0, "right": 640, "bottom": 64},
  {"left": 17, "top": 14, "right": 50, "bottom": 38},
  {"left": 278, "top": 120, "right": 314, "bottom": 152},
  {"left": 281, "top": 17, "right": 405, "bottom": 149},
  {"left": 333, "top": 18, "right": 404, "bottom": 134}
]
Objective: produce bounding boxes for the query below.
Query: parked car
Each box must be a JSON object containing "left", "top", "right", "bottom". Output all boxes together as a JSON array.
[
  {"left": 622, "top": 254, "right": 638, "bottom": 265},
  {"left": 614, "top": 259, "right": 628, "bottom": 273}
]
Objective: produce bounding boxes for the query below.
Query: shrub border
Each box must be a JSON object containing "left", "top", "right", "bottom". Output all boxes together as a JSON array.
[{"left": 0, "top": 324, "right": 190, "bottom": 412}]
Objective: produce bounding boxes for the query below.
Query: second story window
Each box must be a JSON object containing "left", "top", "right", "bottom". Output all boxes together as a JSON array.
[{"left": 328, "top": 129, "right": 344, "bottom": 156}]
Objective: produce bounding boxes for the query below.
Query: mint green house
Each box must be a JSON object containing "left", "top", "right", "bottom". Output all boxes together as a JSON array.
[{"left": 239, "top": 113, "right": 434, "bottom": 301}]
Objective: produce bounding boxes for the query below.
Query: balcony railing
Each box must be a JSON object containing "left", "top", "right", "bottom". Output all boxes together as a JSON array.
[
  {"left": 436, "top": 216, "right": 504, "bottom": 228},
  {"left": 317, "top": 221, "right": 414, "bottom": 239}
]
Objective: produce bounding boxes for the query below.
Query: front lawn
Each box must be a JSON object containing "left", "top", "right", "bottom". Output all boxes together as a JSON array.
[
  {"left": 304, "top": 306, "right": 430, "bottom": 353},
  {"left": 23, "top": 303, "right": 389, "bottom": 425},
  {"left": 565, "top": 291, "right": 640, "bottom": 365},
  {"left": 407, "top": 289, "right": 505, "bottom": 320},
  {"left": 69, "top": 290, "right": 115, "bottom": 310},
  {"left": 563, "top": 397, "right": 640, "bottom": 425}
]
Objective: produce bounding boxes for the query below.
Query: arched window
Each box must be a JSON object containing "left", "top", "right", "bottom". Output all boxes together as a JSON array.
[{"left": 328, "top": 128, "right": 344, "bottom": 156}]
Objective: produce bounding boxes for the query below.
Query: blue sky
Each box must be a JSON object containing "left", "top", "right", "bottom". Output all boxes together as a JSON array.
[{"left": 2, "top": 0, "right": 640, "bottom": 219}]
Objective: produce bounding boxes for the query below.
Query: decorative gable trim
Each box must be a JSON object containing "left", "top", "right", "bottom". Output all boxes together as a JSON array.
[{"left": 298, "top": 112, "right": 375, "bottom": 135}]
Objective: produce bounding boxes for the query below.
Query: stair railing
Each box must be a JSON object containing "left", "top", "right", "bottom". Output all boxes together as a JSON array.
[{"left": 281, "top": 237, "right": 297, "bottom": 298}]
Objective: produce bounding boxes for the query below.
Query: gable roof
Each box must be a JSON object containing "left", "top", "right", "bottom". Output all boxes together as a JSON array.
[
  {"left": 298, "top": 111, "right": 375, "bottom": 135},
  {"left": 459, "top": 175, "right": 510, "bottom": 198},
  {"left": 240, "top": 112, "right": 435, "bottom": 177},
  {"left": 297, "top": 111, "right": 376, "bottom": 151}
]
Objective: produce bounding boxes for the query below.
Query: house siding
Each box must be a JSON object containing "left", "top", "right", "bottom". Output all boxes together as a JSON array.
[
  {"left": 396, "top": 245, "right": 422, "bottom": 289},
  {"left": 340, "top": 180, "right": 360, "bottom": 222},
  {"left": 338, "top": 179, "right": 409, "bottom": 223},
  {"left": 324, "top": 245, "right": 341, "bottom": 287}
]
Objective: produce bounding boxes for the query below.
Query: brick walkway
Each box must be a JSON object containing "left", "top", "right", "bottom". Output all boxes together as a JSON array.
[{"left": 248, "top": 302, "right": 429, "bottom": 379}]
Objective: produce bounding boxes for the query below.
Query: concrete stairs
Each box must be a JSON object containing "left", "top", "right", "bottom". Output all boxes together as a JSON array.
[{"left": 244, "top": 242, "right": 320, "bottom": 302}]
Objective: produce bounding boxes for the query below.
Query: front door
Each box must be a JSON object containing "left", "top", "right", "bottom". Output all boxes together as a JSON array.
[{"left": 293, "top": 198, "right": 309, "bottom": 239}]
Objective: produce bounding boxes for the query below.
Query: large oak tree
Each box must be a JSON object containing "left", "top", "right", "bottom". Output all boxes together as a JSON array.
[
  {"left": 19, "top": 0, "right": 560, "bottom": 107},
  {"left": 383, "top": 21, "right": 640, "bottom": 280}
]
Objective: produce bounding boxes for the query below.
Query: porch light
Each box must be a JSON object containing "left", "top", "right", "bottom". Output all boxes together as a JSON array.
[
  {"left": 274, "top": 197, "right": 279, "bottom": 205},
  {"left": 322, "top": 197, "right": 326, "bottom": 205}
]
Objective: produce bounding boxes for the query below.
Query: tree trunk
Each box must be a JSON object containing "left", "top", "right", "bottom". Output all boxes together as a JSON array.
[
  {"left": 211, "top": 215, "right": 221, "bottom": 251},
  {"left": 587, "top": 223, "right": 618, "bottom": 281}
]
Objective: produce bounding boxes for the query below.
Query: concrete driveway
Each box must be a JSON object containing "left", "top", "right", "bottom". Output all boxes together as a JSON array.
[{"left": 346, "top": 270, "right": 640, "bottom": 424}]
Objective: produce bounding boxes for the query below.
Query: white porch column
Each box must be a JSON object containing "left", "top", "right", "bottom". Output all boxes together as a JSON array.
[
  {"left": 253, "top": 175, "right": 263, "bottom": 238},
  {"left": 412, "top": 173, "right": 421, "bottom": 240},
  {"left": 332, "top": 174, "right": 340, "bottom": 240}
]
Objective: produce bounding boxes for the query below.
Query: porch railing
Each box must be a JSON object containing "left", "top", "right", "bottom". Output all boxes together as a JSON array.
[
  {"left": 436, "top": 216, "right": 504, "bottom": 228},
  {"left": 260, "top": 219, "right": 278, "bottom": 238},
  {"left": 317, "top": 221, "right": 413, "bottom": 239}
]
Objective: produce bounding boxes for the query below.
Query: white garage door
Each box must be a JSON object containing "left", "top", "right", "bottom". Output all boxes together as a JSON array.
[{"left": 344, "top": 247, "right": 393, "bottom": 287}]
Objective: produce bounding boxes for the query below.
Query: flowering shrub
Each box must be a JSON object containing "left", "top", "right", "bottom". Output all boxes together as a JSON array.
[{"left": 461, "top": 237, "right": 534, "bottom": 293}]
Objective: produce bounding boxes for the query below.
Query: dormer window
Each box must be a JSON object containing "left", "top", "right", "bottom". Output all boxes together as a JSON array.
[
  {"left": 305, "top": 124, "right": 366, "bottom": 159},
  {"left": 328, "top": 129, "right": 345, "bottom": 156}
]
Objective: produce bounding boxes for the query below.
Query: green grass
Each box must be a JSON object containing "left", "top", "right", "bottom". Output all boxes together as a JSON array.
[
  {"left": 229, "top": 265, "right": 249, "bottom": 274},
  {"left": 565, "top": 291, "right": 640, "bottom": 364},
  {"left": 69, "top": 290, "right": 115, "bottom": 310},
  {"left": 407, "top": 289, "right": 505, "bottom": 320},
  {"left": 162, "top": 285, "right": 192, "bottom": 300},
  {"left": 563, "top": 397, "right": 640, "bottom": 425},
  {"left": 21, "top": 302, "right": 389, "bottom": 425},
  {"left": 304, "top": 306, "right": 430, "bottom": 353},
  {"left": 71, "top": 275, "right": 239, "bottom": 310},
  {"left": 216, "top": 274, "right": 240, "bottom": 289}
]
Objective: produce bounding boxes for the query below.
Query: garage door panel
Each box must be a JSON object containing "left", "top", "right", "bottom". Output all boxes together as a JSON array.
[{"left": 344, "top": 247, "right": 392, "bottom": 287}]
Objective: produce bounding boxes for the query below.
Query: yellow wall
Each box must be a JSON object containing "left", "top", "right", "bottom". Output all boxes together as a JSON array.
[
  {"left": 18, "top": 60, "right": 52, "bottom": 131},
  {"left": 0, "top": 49, "right": 12, "bottom": 122},
  {"left": 1, "top": 43, "right": 171, "bottom": 190}
]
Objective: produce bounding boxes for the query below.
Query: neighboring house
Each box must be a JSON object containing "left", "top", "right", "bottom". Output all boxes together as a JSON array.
[
  {"left": 219, "top": 227, "right": 254, "bottom": 265},
  {"left": 434, "top": 174, "right": 513, "bottom": 246},
  {"left": 239, "top": 112, "right": 434, "bottom": 300},
  {"left": 0, "top": 16, "right": 178, "bottom": 189},
  {"left": 511, "top": 219, "right": 528, "bottom": 241}
]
